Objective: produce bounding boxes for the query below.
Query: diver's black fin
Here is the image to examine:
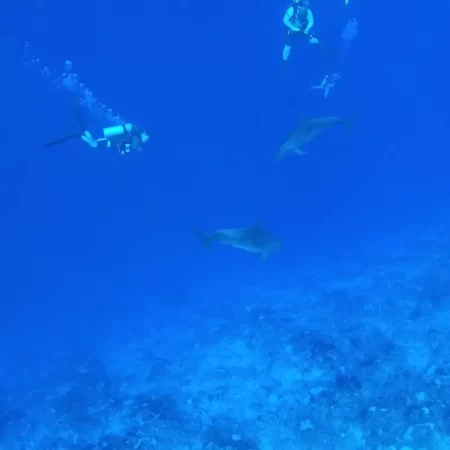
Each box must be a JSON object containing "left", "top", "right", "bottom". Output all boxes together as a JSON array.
[
  {"left": 44, "top": 134, "right": 81, "bottom": 147},
  {"left": 72, "top": 103, "right": 87, "bottom": 131}
]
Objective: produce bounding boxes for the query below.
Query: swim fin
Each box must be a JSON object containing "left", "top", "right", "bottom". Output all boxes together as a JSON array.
[
  {"left": 44, "top": 133, "right": 81, "bottom": 147},
  {"left": 72, "top": 103, "right": 87, "bottom": 131},
  {"left": 44, "top": 103, "right": 87, "bottom": 147}
]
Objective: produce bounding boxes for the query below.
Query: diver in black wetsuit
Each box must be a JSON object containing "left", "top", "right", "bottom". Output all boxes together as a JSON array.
[{"left": 45, "top": 104, "right": 150, "bottom": 155}]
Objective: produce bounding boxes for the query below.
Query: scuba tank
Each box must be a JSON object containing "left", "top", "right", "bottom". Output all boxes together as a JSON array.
[{"left": 103, "top": 123, "right": 134, "bottom": 139}]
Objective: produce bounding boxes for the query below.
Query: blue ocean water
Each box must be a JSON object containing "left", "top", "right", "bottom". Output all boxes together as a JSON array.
[{"left": 2, "top": 0, "right": 450, "bottom": 447}]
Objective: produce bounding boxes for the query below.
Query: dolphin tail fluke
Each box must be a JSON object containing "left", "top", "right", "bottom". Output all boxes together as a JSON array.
[
  {"left": 343, "top": 119, "right": 353, "bottom": 128},
  {"left": 192, "top": 228, "right": 211, "bottom": 249},
  {"left": 341, "top": 116, "right": 357, "bottom": 128},
  {"left": 276, "top": 148, "right": 288, "bottom": 161}
]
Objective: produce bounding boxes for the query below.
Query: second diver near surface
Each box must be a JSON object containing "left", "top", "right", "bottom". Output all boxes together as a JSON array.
[{"left": 282, "top": 0, "right": 319, "bottom": 62}]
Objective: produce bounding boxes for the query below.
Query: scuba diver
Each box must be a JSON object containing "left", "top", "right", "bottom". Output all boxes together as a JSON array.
[
  {"left": 282, "top": 0, "right": 319, "bottom": 62},
  {"left": 310, "top": 72, "right": 341, "bottom": 98},
  {"left": 45, "top": 104, "right": 150, "bottom": 155}
]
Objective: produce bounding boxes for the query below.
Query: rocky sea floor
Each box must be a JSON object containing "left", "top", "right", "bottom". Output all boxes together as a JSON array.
[{"left": 3, "top": 233, "right": 450, "bottom": 450}]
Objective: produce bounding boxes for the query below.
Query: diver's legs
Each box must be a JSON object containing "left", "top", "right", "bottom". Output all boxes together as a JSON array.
[
  {"left": 81, "top": 131, "right": 98, "bottom": 148},
  {"left": 282, "top": 45, "right": 292, "bottom": 61}
]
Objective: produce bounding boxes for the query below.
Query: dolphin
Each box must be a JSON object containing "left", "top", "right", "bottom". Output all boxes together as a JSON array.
[
  {"left": 277, "top": 116, "right": 351, "bottom": 160},
  {"left": 192, "top": 222, "right": 281, "bottom": 261}
]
